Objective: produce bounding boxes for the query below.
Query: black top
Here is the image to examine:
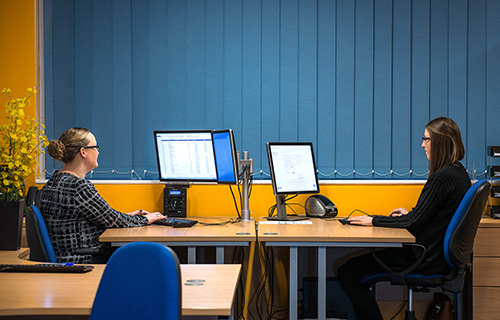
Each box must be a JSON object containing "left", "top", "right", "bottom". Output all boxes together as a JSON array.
[
  {"left": 372, "top": 162, "right": 471, "bottom": 274},
  {"left": 40, "top": 171, "right": 148, "bottom": 263}
]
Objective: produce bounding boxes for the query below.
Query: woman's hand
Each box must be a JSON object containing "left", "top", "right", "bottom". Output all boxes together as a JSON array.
[
  {"left": 389, "top": 208, "right": 409, "bottom": 217},
  {"left": 127, "top": 209, "right": 146, "bottom": 216},
  {"left": 143, "top": 212, "right": 167, "bottom": 224},
  {"left": 347, "top": 215, "right": 373, "bottom": 226}
]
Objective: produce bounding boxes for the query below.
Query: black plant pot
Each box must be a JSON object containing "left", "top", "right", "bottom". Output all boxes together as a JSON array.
[{"left": 0, "top": 199, "right": 25, "bottom": 250}]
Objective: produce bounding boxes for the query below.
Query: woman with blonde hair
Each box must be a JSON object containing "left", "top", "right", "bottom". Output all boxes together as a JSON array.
[{"left": 40, "top": 127, "right": 166, "bottom": 263}]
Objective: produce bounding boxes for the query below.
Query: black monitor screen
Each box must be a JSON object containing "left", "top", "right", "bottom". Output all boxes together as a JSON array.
[
  {"left": 212, "top": 129, "right": 239, "bottom": 184},
  {"left": 154, "top": 130, "right": 217, "bottom": 182},
  {"left": 267, "top": 142, "right": 320, "bottom": 195}
]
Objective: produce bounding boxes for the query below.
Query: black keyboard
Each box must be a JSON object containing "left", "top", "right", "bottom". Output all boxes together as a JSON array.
[
  {"left": 0, "top": 263, "right": 94, "bottom": 273},
  {"left": 153, "top": 217, "right": 198, "bottom": 228}
]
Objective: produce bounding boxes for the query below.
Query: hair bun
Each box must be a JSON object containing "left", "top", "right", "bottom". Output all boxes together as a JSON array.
[{"left": 47, "top": 139, "right": 66, "bottom": 161}]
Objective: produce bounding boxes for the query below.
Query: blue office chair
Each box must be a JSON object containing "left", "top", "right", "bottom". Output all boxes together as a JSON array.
[
  {"left": 26, "top": 205, "right": 58, "bottom": 263},
  {"left": 25, "top": 203, "right": 111, "bottom": 263},
  {"left": 89, "top": 242, "right": 182, "bottom": 320},
  {"left": 361, "top": 179, "right": 491, "bottom": 320}
]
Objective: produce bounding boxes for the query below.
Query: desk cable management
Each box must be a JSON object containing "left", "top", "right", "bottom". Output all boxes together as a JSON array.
[{"left": 267, "top": 194, "right": 306, "bottom": 218}]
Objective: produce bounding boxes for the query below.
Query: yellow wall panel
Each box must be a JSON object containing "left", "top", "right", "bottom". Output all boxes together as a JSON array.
[
  {"left": 52, "top": 183, "right": 425, "bottom": 218},
  {"left": 0, "top": 0, "right": 37, "bottom": 189}
]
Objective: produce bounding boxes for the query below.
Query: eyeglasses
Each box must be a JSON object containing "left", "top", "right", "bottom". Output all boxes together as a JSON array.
[
  {"left": 83, "top": 145, "right": 100, "bottom": 152},
  {"left": 421, "top": 137, "right": 431, "bottom": 143}
]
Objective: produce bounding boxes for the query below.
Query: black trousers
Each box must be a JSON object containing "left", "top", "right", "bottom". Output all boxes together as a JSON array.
[{"left": 336, "top": 247, "right": 417, "bottom": 320}]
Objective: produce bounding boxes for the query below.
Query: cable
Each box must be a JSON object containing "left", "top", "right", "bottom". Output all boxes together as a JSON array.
[
  {"left": 390, "top": 300, "right": 407, "bottom": 320},
  {"left": 267, "top": 194, "right": 300, "bottom": 218},
  {"left": 197, "top": 217, "right": 241, "bottom": 226},
  {"left": 245, "top": 243, "right": 290, "bottom": 320},
  {"left": 229, "top": 184, "right": 241, "bottom": 218},
  {"left": 338, "top": 208, "right": 373, "bottom": 219},
  {"left": 231, "top": 246, "right": 247, "bottom": 319}
]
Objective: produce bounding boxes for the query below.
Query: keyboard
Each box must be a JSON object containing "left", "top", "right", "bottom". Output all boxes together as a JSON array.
[
  {"left": 153, "top": 217, "right": 198, "bottom": 228},
  {"left": 0, "top": 263, "right": 94, "bottom": 273}
]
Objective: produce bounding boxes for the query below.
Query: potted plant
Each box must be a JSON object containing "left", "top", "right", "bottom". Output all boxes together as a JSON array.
[{"left": 0, "top": 88, "right": 48, "bottom": 250}]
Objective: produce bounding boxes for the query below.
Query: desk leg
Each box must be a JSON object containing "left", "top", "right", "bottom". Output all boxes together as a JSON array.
[
  {"left": 216, "top": 246, "right": 224, "bottom": 264},
  {"left": 290, "top": 246, "right": 298, "bottom": 320},
  {"left": 318, "top": 246, "right": 326, "bottom": 320},
  {"left": 229, "top": 305, "right": 235, "bottom": 320},
  {"left": 188, "top": 246, "right": 196, "bottom": 264}
]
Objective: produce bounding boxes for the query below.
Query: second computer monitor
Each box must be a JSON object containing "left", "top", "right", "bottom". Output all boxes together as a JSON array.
[
  {"left": 267, "top": 142, "right": 320, "bottom": 220},
  {"left": 212, "top": 129, "right": 239, "bottom": 184}
]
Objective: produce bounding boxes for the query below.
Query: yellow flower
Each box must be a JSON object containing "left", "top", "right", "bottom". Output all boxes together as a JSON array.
[{"left": 0, "top": 88, "right": 48, "bottom": 201}]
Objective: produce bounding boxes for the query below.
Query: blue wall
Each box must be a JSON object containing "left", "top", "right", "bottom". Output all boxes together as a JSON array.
[{"left": 44, "top": 0, "right": 500, "bottom": 180}]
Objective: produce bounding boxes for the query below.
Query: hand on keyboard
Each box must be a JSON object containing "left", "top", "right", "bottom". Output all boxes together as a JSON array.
[{"left": 143, "top": 211, "right": 168, "bottom": 224}]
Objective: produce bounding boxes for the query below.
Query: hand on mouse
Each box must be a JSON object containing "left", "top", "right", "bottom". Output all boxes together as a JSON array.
[{"left": 346, "top": 215, "right": 373, "bottom": 226}]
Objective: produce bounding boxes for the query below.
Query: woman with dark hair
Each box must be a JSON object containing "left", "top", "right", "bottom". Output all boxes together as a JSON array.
[
  {"left": 40, "top": 127, "right": 166, "bottom": 263},
  {"left": 336, "top": 117, "right": 470, "bottom": 320}
]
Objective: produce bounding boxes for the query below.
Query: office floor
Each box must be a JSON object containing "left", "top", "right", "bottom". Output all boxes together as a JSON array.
[{"left": 380, "top": 300, "right": 431, "bottom": 320}]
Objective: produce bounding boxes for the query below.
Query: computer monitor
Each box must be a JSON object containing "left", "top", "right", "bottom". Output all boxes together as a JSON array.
[
  {"left": 212, "top": 129, "right": 239, "bottom": 184},
  {"left": 266, "top": 142, "right": 320, "bottom": 220},
  {"left": 154, "top": 130, "right": 217, "bottom": 182}
]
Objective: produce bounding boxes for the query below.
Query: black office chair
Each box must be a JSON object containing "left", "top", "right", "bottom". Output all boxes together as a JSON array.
[
  {"left": 25, "top": 186, "right": 41, "bottom": 208},
  {"left": 361, "top": 179, "right": 491, "bottom": 320}
]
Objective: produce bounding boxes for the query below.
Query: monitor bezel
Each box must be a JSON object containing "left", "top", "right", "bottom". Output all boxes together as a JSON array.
[
  {"left": 154, "top": 129, "right": 218, "bottom": 183},
  {"left": 212, "top": 129, "right": 240, "bottom": 185},
  {"left": 266, "top": 141, "right": 320, "bottom": 196}
]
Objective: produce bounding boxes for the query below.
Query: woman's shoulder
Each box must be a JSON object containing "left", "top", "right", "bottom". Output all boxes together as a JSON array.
[
  {"left": 428, "top": 162, "right": 469, "bottom": 184},
  {"left": 435, "top": 161, "right": 467, "bottom": 175},
  {"left": 44, "top": 171, "right": 94, "bottom": 189}
]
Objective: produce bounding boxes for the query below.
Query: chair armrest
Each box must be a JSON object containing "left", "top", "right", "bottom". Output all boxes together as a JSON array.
[{"left": 370, "top": 243, "right": 427, "bottom": 286}]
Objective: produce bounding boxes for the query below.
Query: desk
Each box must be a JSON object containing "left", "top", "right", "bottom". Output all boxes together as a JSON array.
[
  {"left": 100, "top": 217, "right": 256, "bottom": 263},
  {"left": 258, "top": 218, "right": 415, "bottom": 320},
  {"left": 0, "top": 249, "right": 241, "bottom": 317}
]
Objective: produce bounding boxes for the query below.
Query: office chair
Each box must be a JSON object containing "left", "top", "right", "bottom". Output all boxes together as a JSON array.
[
  {"left": 25, "top": 204, "right": 110, "bottom": 263},
  {"left": 89, "top": 242, "right": 182, "bottom": 320},
  {"left": 25, "top": 205, "right": 58, "bottom": 263},
  {"left": 25, "top": 186, "right": 41, "bottom": 208},
  {"left": 361, "top": 179, "right": 491, "bottom": 320}
]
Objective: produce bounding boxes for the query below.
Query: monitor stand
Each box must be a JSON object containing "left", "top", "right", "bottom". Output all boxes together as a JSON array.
[{"left": 265, "top": 195, "right": 309, "bottom": 221}]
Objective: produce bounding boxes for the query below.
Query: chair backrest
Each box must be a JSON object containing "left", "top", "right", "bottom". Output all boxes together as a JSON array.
[
  {"left": 444, "top": 179, "right": 490, "bottom": 268},
  {"left": 90, "top": 242, "right": 182, "bottom": 320},
  {"left": 25, "top": 186, "right": 41, "bottom": 208},
  {"left": 25, "top": 205, "right": 57, "bottom": 263}
]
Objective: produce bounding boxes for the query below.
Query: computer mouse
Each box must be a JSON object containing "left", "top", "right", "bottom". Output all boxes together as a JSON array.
[
  {"left": 338, "top": 218, "right": 351, "bottom": 225},
  {"left": 172, "top": 221, "right": 194, "bottom": 228}
]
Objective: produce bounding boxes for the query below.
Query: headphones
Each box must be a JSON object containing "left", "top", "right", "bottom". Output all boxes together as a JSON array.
[{"left": 305, "top": 195, "right": 338, "bottom": 218}]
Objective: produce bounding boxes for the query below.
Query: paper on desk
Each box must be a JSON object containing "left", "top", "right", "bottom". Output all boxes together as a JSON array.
[{"left": 259, "top": 221, "right": 313, "bottom": 225}]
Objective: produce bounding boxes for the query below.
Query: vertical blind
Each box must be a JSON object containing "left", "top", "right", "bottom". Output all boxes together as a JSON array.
[{"left": 43, "top": 0, "right": 500, "bottom": 180}]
